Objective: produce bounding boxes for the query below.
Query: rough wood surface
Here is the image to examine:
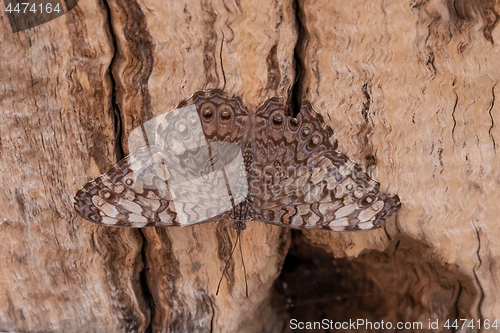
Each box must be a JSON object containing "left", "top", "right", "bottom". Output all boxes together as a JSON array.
[
  {"left": 0, "top": 0, "right": 499, "bottom": 332},
  {"left": 282, "top": 0, "right": 500, "bottom": 331}
]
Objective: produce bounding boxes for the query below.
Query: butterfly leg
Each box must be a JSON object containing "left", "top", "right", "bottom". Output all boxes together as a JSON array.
[{"left": 216, "top": 229, "right": 249, "bottom": 296}]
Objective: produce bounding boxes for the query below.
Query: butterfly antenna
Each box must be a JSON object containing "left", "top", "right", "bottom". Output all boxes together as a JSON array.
[
  {"left": 216, "top": 231, "right": 240, "bottom": 296},
  {"left": 238, "top": 230, "right": 249, "bottom": 297}
]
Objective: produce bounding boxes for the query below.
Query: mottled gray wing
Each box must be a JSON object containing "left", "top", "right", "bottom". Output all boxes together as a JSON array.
[
  {"left": 74, "top": 90, "right": 251, "bottom": 227},
  {"left": 248, "top": 98, "right": 401, "bottom": 231},
  {"left": 74, "top": 146, "right": 236, "bottom": 227}
]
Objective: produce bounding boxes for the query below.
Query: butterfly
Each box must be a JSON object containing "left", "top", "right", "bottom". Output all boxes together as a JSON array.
[
  {"left": 74, "top": 89, "right": 401, "bottom": 295},
  {"left": 74, "top": 89, "right": 400, "bottom": 232}
]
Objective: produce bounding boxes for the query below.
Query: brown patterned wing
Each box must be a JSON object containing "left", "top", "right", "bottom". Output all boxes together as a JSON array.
[
  {"left": 74, "top": 90, "right": 251, "bottom": 227},
  {"left": 177, "top": 89, "right": 250, "bottom": 145},
  {"left": 248, "top": 99, "right": 401, "bottom": 231}
]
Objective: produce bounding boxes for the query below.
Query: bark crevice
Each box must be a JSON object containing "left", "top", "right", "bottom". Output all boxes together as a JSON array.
[
  {"left": 101, "top": 0, "right": 155, "bottom": 329},
  {"left": 101, "top": 0, "right": 123, "bottom": 160},
  {"left": 488, "top": 84, "right": 496, "bottom": 150},
  {"left": 290, "top": 0, "right": 305, "bottom": 117},
  {"left": 472, "top": 222, "right": 484, "bottom": 322}
]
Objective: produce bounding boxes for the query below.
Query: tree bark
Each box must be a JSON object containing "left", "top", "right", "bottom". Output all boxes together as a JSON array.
[{"left": 0, "top": 0, "right": 499, "bottom": 332}]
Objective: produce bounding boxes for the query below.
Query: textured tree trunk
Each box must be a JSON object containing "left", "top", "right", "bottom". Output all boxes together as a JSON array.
[{"left": 1, "top": 0, "right": 499, "bottom": 332}]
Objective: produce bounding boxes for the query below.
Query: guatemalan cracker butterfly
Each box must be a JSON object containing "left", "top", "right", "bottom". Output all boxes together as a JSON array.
[
  {"left": 74, "top": 89, "right": 400, "bottom": 230},
  {"left": 74, "top": 90, "right": 401, "bottom": 294}
]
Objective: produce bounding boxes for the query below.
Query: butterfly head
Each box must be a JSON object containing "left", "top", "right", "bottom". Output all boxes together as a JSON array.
[{"left": 232, "top": 219, "right": 247, "bottom": 231}]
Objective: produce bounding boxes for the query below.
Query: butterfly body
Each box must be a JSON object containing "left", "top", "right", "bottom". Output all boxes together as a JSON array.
[{"left": 74, "top": 90, "right": 401, "bottom": 231}]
